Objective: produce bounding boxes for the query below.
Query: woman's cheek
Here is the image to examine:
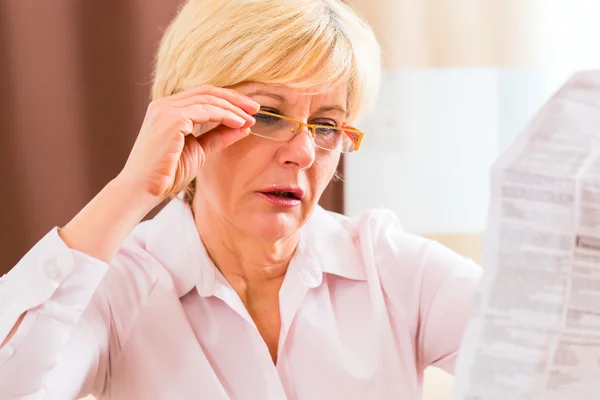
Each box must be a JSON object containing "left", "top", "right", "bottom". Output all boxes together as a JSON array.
[{"left": 313, "top": 156, "right": 339, "bottom": 193}]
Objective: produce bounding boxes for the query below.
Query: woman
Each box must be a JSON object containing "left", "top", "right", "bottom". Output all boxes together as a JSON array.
[{"left": 0, "top": 0, "right": 481, "bottom": 398}]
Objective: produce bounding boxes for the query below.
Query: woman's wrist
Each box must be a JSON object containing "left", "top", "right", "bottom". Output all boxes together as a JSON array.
[
  {"left": 108, "top": 174, "right": 162, "bottom": 218},
  {"left": 59, "top": 176, "right": 160, "bottom": 263}
]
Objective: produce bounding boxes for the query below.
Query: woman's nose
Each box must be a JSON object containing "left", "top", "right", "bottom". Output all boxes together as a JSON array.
[{"left": 275, "top": 127, "right": 316, "bottom": 170}]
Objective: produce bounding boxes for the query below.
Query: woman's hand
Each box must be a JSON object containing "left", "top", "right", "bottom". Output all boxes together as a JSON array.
[
  {"left": 59, "top": 84, "right": 258, "bottom": 263},
  {"left": 118, "top": 84, "right": 259, "bottom": 202}
]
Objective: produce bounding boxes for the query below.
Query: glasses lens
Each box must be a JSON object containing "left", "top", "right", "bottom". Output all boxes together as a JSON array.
[
  {"left": 314, "top": 126, "right": 358, "bottom": 153},
  {"left": 251, "top": 112, "right": 300, "bottom": 141},
  {"left": 250, "top": 112, "right": 361, "bottom": 153}
]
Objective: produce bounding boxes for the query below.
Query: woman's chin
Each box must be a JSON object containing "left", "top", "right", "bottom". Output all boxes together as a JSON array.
[{"left": 245, "top": 211, "right": 303, "bottom": 241}]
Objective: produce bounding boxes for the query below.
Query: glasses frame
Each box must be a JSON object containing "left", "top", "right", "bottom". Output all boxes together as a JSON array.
[{"left": 250, "top": 110, "right": 364, "bottom": 153}]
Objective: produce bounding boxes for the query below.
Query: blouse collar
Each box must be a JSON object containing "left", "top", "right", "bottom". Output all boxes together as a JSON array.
[{"left": 140, "top": 197, "right": 367, "bottom": 298}]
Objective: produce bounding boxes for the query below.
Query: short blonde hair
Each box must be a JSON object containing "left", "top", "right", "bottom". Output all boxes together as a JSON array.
[
  {"left": 152, "top": 0, "right": 381, "bottom": 202},
  {"left": 152, "top": 0, "right": 381, "bottom": 121}
]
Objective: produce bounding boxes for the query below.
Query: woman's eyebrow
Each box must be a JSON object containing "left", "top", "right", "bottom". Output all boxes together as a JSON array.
[
  {"left": 246, "top": 90, "right": 347, "bottom": 115},
  {"left": 246, "top": 90, "right": 286, "bottom": 104},
  {"left": 316, "top": 105, "right": 347, "bottom": 115}
]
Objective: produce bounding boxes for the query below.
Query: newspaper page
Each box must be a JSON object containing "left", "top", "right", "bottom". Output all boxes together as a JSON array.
[{"left": 452, "top": 71, "right": 600, "bottom": 400}]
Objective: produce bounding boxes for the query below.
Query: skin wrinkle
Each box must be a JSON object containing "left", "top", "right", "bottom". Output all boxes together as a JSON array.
[{"left": 193, "top": 82, "right": 345, "bottom": 286}]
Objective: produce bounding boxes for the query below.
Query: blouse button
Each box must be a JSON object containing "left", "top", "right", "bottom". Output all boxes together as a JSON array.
[{"left": 45, "top": 262, "right": 60, "bottom": 279}]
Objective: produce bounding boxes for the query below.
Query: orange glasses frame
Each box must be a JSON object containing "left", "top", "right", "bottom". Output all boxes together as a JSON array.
[{"left": 253, "top": 110, "right": 364, "bottom": 152}]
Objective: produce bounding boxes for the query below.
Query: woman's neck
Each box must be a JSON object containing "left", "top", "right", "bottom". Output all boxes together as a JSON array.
[{"left": 190, "top": 196, "right": 298, "bottom": 287}]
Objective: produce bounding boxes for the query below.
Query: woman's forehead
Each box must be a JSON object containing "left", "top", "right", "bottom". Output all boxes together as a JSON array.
[{"left": 234, "top": 82, "right": 348, "bottom": 112}]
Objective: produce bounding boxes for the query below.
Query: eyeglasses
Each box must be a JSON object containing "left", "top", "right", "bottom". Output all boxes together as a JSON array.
[{"left": 249, "top": 110, "right": 364, "bottom": 153}]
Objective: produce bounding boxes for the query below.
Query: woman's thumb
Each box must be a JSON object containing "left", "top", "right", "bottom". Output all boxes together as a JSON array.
[{"left": 196, "top": 125, "right": 250, "bottom": 161}]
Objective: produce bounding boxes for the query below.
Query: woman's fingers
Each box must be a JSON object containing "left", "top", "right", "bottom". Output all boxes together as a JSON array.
[
  {"left": 119, "top": 83, "right": 258, "bottom": 200},
  {"left": 181, "top": 103, "right": 252, "bottom": 133},
  {"left": 173, "top": 94, "right": 256, "bottom": 125},
  {"left": 195, "top": 124, "right": 250, "bottom": 163},
  {"left": 168, "top": 84, "right": 260, "bottom": 115}
]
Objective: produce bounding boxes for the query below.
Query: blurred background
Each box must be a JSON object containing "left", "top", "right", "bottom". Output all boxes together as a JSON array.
[{"left": 2, "top": 1, "right": 600, "bottom": 399}]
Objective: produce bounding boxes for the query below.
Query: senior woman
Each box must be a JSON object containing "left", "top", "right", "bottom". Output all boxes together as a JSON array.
[{"left": 0, "top": 0, "right": 481, "bottom": 399}]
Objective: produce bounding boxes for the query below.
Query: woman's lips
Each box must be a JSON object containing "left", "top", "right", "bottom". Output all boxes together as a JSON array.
[{"left": 257, "top": 192, "right": 302, "bottom": 207}]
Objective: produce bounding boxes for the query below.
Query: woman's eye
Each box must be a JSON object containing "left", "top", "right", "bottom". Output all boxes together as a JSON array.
[
  {"left": 315, "top": 126, "right": 341, "bottom": 138},
  {"left": 314, "top": 121, "right": 337, "bottom": 127},
  {"left": 259, "top": 108, "right": 282, "bottom": 115},
  {"left": 254, "top": 112, "right": 281, "bottom": 125}
]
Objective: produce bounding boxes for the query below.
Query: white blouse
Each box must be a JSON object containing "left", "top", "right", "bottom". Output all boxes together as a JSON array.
[{"left": 0, "top": 199, "right": 481, "bottom": 399}]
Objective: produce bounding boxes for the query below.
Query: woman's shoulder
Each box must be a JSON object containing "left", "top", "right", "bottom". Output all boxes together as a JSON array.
[
  {"left": 102, "top": 202, "right": 195, "bottom": 304},
  {"left": 316, "top": 206, "right": 430, "bottom": 264},
  {"left": 106, "top": 199, "right": 207, "bottom": 300},
  {"left": 100, "top": 221, "right": 177, "bottom": 308},
  {"left": 315, "top": 206, "right": 481, "bottom": 297}
]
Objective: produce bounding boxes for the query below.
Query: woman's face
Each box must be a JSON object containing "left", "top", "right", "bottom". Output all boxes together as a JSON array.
[{"left": 195, "top": 82, "right": 346, "bottom": 241}]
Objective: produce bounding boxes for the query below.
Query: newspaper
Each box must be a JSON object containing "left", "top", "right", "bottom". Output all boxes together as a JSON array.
[{"left": 452, "top": 71, "right": 600, "bottom": 400}]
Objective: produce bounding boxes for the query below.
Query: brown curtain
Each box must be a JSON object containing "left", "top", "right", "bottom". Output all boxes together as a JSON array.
[{"left": 0, "top": 0, "right": 344, "bottom": 274}]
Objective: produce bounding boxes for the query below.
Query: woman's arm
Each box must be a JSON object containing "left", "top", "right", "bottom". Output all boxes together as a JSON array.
[
  {"left": 0, "top": 225, "right": 112, "bottom": 398},
  {"left": 1, "top": 83, "right": 257, "bottom": 351},
  {"left": 0, "top": 177, "right": 156, "bottom": 351},
  {"left": 60, "top": 176, "right": 159, "bottom": 263},
  {"left": 0, "top": 85, "right": 258, "bottom": 398},
  {"left": 416, "top": 240, "right": 482, "bottom": 373},
  {"left": 0, "top": 178, "right": 158, "bottom": 398},
  {"left": 365, "top": 208, "right": 482, "bottom": 374}
]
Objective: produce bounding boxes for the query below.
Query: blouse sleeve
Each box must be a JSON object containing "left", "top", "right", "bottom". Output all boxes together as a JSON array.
[
  {"left": 416, "top": 240, "right": 482, "bottom": 373},
  {"left": 0, "top": 228, "right": 110, "bottom": 399},
  {"left": 366, "top": 209, "right": 482, "bottom": 375}
]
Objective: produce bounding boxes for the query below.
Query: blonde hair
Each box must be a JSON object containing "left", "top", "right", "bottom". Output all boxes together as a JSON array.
[{"left": 152, "top": 0, "right": 381, "bottom": 202}]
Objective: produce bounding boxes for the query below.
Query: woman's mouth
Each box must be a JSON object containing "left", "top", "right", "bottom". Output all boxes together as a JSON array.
[{"left": 257, "top": 187, "right": 304, "bottom": 207}]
